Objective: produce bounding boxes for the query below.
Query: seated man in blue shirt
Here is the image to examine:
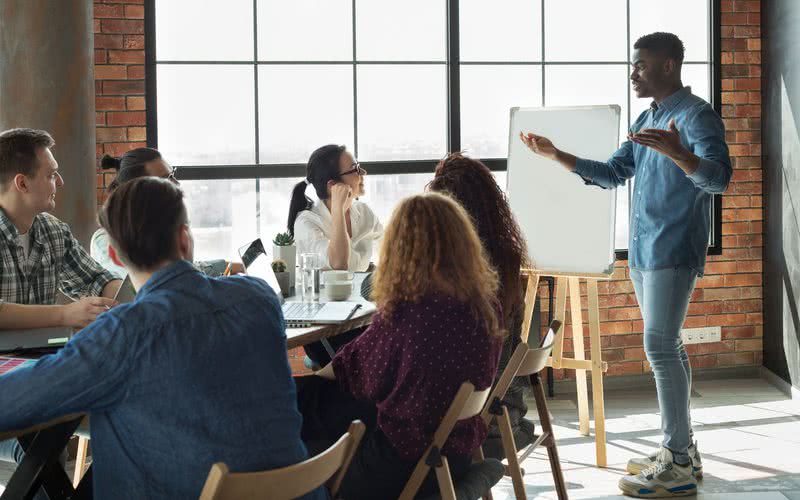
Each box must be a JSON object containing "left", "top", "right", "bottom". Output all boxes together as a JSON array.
[
  {"left": 521, "top": 32, "right": 731, "bottom": 498},
  {"left": 0, "top": 177, "right": 325, "bottom": 500}
]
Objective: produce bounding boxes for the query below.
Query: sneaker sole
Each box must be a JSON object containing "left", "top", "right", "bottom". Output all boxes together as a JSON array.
[
  {"left": 619, "top": 480, "right": 698, "bottom": 498},
  {"left": 627, "top": 463, "right": 703, "bottom": 480}
]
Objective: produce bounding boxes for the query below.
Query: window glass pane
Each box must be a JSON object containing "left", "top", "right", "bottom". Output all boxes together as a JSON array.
[
  {"left": 460, "top": 0, "right": 542, "bottom": 62},
  {"left": 545, "top": 65, "right": 629, "bottom": 145},
  {"left": 258, "top": 65, "right": 354, "bottom": 164},
  {"left": 356, "top": 0, "right": 446, "bottom": 61},
  {"left": 257, "top": 0, "right": 352, "bottom": 61},
  {"left": 157, "top": 65, "right": 255, "bottom": 165},
  {"left": 461, "top": 65, "right": 542, "bottom": 158},
  {"left": 629, "top": 64, "right": 710, "bottom": 125},
  {"left": 544, "top": 0, "right": 626, "bottom": 61},
  {"left": 356, "top": 65, "right": 447, "bottom": 161},
  {"left": 630, "top": 0, "right": 709, "bottom": 61},
  {"left": 155, "top": 0, "right": 253, "bottom": 61},
  {"left": 182, "top": 179, "right": 258, "bottom": 262},
  {"left": 362, "top": 173, "right": 433, "bottom": 228},
  {"left": 258, "top": 177, "right": 303, "bottom": 244}
]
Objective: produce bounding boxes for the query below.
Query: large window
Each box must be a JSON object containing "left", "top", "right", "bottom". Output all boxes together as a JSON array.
[{"left": 147, "top": 0, "right": 719, "bottom": 261}]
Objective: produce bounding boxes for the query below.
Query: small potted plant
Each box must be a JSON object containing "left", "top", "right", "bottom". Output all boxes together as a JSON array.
[
  {"left": 271, "top": 259, "right": 291, "bottom": 297},
  {"left": 273, "top": 231, "right": 296, "bottom": 288}
]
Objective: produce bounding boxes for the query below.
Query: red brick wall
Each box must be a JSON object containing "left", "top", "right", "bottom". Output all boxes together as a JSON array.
[
  {"left": 94, "top": 0, "right": 146, "bottom": 206},
  {"left": 92, "top": 0, "right": 764, "bottom": 377}
]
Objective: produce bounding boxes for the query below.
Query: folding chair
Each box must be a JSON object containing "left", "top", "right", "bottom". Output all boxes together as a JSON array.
[
  {"left": 487, "top": 320, "right": 568, "bottom": 500},
  {"left": 398, "top": 383, "right": 503, "bottom": 500},
  {"left": 198, "top": 420, "right": 365, "bottom": 500}
]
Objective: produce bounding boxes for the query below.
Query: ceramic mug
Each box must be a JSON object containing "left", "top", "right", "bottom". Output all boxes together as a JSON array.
[{"left": 323, "top": 270, "right": 354, "bottom": 301}]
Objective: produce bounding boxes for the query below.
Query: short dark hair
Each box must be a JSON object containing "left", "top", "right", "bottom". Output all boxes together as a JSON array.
[
  {"left": 634, "top": 32, "right": 685, "bottom": 64},
  {"left": 0, "top": 128, "right": 55, "bottom": 186},
  {"left": 101, "top": 147, "right": 163, "bottom": 192},
  {"left": 99, "top": 177, "right": 188, "bottom": 271}
]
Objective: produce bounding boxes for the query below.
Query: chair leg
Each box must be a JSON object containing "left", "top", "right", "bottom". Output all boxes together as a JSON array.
[
  {"left": 435, "top": 456, "right": 457, "bottom": 500},
  {"left": 531, "top": 374, "right": 568, "bottom": 500},
  {"left": 73, "top": 436, "right": 90, "bottom": 488},
  {"left": 498, "top": 408, "right": 526, "bottom": 500}
]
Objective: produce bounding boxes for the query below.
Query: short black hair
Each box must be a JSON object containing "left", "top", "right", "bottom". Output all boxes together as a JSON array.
[
  {"left": 99, "top": 177, "right": 188, "bottom": 271},
  {"left": 634, "top": 32, "right": 685, "bottom": 64},
  {"left": 0, "top": 128, "right": 55, "bottom": 186}
]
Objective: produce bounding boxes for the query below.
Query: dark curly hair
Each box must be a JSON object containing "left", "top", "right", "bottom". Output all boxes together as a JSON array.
[{"left": 427, "top": 153, "right": 529, "bottom": 322}]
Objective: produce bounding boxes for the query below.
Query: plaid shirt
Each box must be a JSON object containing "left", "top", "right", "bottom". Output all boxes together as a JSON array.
[{"left": 0, "top": 208, "right": 116, "bottom": 305}]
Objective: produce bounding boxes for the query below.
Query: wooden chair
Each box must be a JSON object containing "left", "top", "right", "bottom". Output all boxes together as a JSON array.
[
  {"left": 198, "top": 420, "right": 365, "bottom": 500},
  {"left": 72, "top": 418, "right": 91, "bottom": 487},
  {"left": 398, "top": 382, "right": 500, "bottom": 500},
  {"left": 487, "top": 321, "right": 568, "bottom": 500}
]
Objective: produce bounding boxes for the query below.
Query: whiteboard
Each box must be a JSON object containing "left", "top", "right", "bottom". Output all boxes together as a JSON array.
[{"left": 506, "top": 105, "right": 620, "bottom": 275}]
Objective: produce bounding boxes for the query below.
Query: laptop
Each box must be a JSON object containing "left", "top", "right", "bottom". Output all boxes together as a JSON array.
[
  {"left": 114, "top": 275, "right": 136, "bottom": 303},
  {"left": 0, "top": 326, "right": 73, "bottom": 354},
  {"left": 238, "top": 238, "right": 362, "bottom": 326}
]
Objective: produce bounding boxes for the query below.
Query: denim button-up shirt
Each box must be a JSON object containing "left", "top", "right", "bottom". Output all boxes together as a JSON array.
[
  {"left": 0, "top": 261, "right": 324, "bottom": 500},
  {"left": 574, "top": 86, "right": 732, "bottom": 275}
]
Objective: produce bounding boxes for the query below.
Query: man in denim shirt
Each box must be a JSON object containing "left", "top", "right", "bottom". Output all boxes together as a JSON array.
[
  {"left": 522, "top": 33, "right": 731, "bottom": 498},
  {"left": 0, "top": 178, "right": 325, "bottom": 500}
]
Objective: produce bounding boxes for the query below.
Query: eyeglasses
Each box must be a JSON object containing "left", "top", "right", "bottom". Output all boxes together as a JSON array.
[
  {"left": 340, "top": 162, "right": 366, "bottom": 177},
  {"left": 160, "top": 167, "right": 179, "bottom": 183}
]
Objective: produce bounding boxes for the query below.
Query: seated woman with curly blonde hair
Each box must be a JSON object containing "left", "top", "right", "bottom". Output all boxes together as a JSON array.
[{"left": 297, "top": 192, "right": 505, "bottom": 500}]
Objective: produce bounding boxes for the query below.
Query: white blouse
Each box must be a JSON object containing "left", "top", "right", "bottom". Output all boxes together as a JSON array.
[{"left": 294, "top": 200, "right": 383, "bottom": 272}]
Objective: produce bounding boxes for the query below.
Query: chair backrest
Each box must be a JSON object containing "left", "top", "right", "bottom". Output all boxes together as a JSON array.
[
  {"left": 198, "top": 420, "right": 365, "bottom": 500},
  {"left": 516, "top": 320, "right": 559, "bottom": 377},
  {"left": 398, "top": 382, "right": 492, "bottom": 500},
  {"left": 479, "top": 343, "right": 528, "bottom": 425}
]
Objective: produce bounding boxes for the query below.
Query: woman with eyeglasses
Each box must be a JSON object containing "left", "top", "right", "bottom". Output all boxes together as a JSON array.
[
  {"left": 288, "top": 145, "right": 382, "bottom": 367},
  {"left": 91, "top": 148, "right": 235, "bottom": 278},
  {"left": 91, "top": 148, "right": 177, "bottom": 277},
  {"left": 288, "top": 144, "right": 382, "bottom": 272}
]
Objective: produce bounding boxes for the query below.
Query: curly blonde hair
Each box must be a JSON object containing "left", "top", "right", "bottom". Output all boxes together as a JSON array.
[{"left": 372, "top": 192, "right": 504, "bottom": 337}]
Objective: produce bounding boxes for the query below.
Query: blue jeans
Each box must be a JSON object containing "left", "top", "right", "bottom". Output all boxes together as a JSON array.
[{"left": 630, "top": 266, "right": 697, "bottom": 464}]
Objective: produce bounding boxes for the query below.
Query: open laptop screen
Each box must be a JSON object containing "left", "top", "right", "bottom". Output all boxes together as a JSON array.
[{"left": 238, "top": 239, "right": 284, "bottom": 302}]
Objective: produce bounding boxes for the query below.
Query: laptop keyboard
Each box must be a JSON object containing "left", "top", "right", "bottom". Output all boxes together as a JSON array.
[{"left": 282, "top": 302, "right": 325, "bottom": 321}]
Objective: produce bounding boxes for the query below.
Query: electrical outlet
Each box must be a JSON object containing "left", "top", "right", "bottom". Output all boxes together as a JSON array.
[{"left": 680, "top": 326, "right": 722, "bottom": 344}]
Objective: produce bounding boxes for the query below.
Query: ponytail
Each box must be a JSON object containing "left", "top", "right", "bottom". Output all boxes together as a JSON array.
[{"left": 287, "top": 180, "right": 313, "bottom": 236}]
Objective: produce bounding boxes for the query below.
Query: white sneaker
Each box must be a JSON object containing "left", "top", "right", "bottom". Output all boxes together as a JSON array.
[
  {"left": 619, "top": 448, "right": 698, "bottom": 498},
  {"left": 627, "top": 441, "right": 703, "bottom": 479}
]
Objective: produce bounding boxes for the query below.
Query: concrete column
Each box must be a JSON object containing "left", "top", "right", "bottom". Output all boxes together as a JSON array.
[{"left": 0, "top": 0, "right": 96, "bottom": 246}]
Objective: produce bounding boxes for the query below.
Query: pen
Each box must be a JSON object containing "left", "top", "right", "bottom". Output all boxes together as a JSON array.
[
  {"left": 222, "top": 262, "right": 232, "bottom": 277},
  {"left": 344, "top": 303, "right": 362, "bottom": 321}
]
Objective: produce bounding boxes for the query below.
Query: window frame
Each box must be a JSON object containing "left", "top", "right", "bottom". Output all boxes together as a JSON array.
[{"left": 144, "top": 0, "right": 723, "bottom": 258}]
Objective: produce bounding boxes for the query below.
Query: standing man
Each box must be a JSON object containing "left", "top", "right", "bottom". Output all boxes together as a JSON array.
[
  {"left": 521, "top": 32, "right": 731, "bottom": 498},
  {"left": 0, "top": 128, "right": 121, "bottom": 477}
]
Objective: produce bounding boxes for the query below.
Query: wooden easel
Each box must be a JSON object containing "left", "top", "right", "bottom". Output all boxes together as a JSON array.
[{"left": 520, "top": 269, "right": 611, "bottom": 467}]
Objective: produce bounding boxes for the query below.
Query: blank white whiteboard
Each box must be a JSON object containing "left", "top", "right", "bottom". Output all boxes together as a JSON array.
[{"left": 506, "top": 105, "right": 620, "bottom": 275}]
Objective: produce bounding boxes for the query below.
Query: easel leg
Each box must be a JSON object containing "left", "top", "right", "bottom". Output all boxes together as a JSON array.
[
  {"left": 520, "top": 273, "right": 539, "bottom": 344},
  {"left": 568, "top": 277, "right": 590, "bottom": 436},
  {"left": 587, "top": 279, "right": 607, "bottom": 467},
  {"left": 550, "top": 278, "right": 569, "bottom": 366}
]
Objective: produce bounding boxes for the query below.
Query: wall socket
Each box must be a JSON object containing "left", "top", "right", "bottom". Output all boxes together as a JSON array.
[{"left": 680, "top": 326, "right": 722, "bottom": 344}]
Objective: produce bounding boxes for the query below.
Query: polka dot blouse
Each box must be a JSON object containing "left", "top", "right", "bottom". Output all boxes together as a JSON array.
[{"left": 331, "top": 292, "right": 502, "bottom": 461}]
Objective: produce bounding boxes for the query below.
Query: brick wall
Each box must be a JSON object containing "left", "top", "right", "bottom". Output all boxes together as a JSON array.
[
  {"left": 94, "top": 0, "right": 146, "bottom": 206},
  {"left": 544, "top": 0, "right": 764, "bottom": 381},
  {"left": 91, "top": 0, "right": 764, "bottom": 377}
]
